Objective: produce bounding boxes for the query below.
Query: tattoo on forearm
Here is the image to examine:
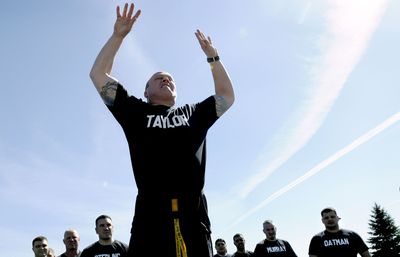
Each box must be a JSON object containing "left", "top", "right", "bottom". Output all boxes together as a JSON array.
[
  {"left": 100, "top": 81, "right": 118, "bottom": 106},
  {"left": 215, "top": 95, "right": 228, "bottom": 117}
]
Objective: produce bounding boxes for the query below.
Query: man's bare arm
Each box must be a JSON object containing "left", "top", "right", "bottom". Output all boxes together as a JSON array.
[
  {"left": 195, "top": 30, "right": 235, "bottom": 117},
  {"left": 89, "top": 3, "right": 141, "bottom": 104}
]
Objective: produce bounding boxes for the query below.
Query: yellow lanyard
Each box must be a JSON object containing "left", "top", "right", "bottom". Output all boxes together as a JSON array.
[{"left": 172, "top": 198, "right": 188, "bottom": 257}]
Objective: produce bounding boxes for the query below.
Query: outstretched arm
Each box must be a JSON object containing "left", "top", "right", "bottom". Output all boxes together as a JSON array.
[
  {"left": 195, "top": 30, "right": 235, "bottom": 117},
  {"left": 89, "top": 3, "right": 141, "bottom": 104}
]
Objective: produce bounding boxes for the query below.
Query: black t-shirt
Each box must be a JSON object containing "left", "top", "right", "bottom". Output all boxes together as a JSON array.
[
  {"left": 107, "top": 84, "right": 218, "bottom": 257},
  {"left": 253, "top": 239, "right": 297, "bottom": 257},
  {"left": 58, "top": 252, "right": 81, "bottom": 257},
  {"left": 308, "top": 229, "right": 369, "bottom": 257},
  {"left": 80, "top": 241, "right": 128, "bottom": 257},
  {"left": 108, "top": 84, "right": 218, "bottom": 198},
  {"left": 232, "top": 251, "right": 254, "bottom": 257}
]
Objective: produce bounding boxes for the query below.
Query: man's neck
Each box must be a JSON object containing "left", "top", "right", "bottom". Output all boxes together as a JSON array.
[
  {"left": 64, "top": 249, "right": 80, "bottom": 257},
  {"left": 148, "top": 98, "right": 175, "bottom": 107},
  {"left": 98, "top": 238, "right": 113, "bottom": 245},
  {"left": 326, "top": 227, "right": 340, "bottom": 233}
]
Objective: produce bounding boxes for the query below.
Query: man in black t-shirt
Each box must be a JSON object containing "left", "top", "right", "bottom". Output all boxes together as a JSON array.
[
  {"left": 58, "top": 229, "right": 81, "bottom": 257},
  {"left": 89, "top": 3, "right": 235, "bottom": 257},
  {"left": 80, "top": 215, "right": 128, "bottom": 257},
  {"left": 232, "top": 233, "right": 254, "bottom": 257},
  {"left": 308, "top": 207, "right": 371, "bottom": 257},
  {"left": 32, "top": 236, "right": 50, "bottom": 257},
  {"left": 214, "top": 238, "right": 232, "bottom": 257},
  {"left": 253, "top": 220, "right": 297, "bottom": 257}
]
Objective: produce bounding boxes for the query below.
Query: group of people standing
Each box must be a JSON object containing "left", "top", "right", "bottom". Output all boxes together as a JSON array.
[
  {"left": 32, "top": 215, "right": 127, "bottom": 257},
  {"left": 32, "top": 207, "right": 371, "bottom": 257},
  {"left": 213, "top": 207, "right": 371, "bottom": 257}
]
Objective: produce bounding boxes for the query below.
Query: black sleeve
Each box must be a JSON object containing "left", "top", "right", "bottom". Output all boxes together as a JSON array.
[
  {"left": 308, "top": 236, "right": 321, "bottom": 255},
  {"left": 253, "top": 244, "right": 263, "bottom": 257},
  {"left": 283, "top": 240, "right": 298, "bottom": 257},
  {"left": 352, "top": 232, "right": 369, "bottom": 254}
]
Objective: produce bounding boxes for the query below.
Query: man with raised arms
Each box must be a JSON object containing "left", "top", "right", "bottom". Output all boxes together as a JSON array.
[{"left": 89, "top": 2, "right": 234, "bottom": 257}]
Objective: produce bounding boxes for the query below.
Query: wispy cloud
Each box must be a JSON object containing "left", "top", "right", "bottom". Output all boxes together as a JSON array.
[
  {"left": 229, "top": 111, "right": 400, "bottom": 228},
  {"left": 238, "top": 0, "right": 390, "bottom": 199},
  {"left": 297, "top": 2, "right": 312, "bottom": 25}
]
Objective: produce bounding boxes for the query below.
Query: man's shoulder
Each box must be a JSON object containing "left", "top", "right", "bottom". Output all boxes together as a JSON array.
[
  {"left": 276, "top": 238, "right": 291, "bottom": 245},
  {"left": 255, "top": 239, "right": 265, "bottom": 246},
  {"left": 313, "top": 230, "right": 327, "bottom": 238},
  {"left": 232, "top": 251, "right": 254, "bottom": 257},
  {"left": 339, "top": 228, "right": 364, "bottom": 239},
  {"left": 82, "top": 241, "right": 100, "bottom": 251},
  {"left": 113, "top": 239, "right": 128, "bottom": 246},
  {"left": 80, "top": 241, "right": 101, "bottom": 257},
  {"left": 112, "top": 240, "right": 129, "bottom": 250},
  {"left": 340, "top": 228, "right": 355, "bottom": 234}
]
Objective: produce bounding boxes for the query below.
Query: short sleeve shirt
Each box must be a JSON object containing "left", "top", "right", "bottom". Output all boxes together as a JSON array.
[
  {"left": 254, "top": 239, "right": 297, "bottom": 257},
  {"left": 107, "top": 83, "right": 219, "bottom": 197},
  {"left": 308, "top": 229, "right": 369, "bottom": 257},
  {"left": 80, "top": 241, "right": 128, "bottom": 257}
]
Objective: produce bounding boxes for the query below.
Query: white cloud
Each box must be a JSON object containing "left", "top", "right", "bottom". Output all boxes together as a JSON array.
[{"left": 238, "top": 0, "right": 390, "bottom": 199}]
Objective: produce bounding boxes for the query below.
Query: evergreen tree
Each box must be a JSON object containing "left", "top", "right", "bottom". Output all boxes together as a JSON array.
[{"left": 368, "top": 203, "right": 400, "bottom": 257}]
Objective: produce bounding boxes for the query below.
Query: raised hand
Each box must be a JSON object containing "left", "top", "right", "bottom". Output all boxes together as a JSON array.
[
  {"left": 114, "top": 3, "right": 141, "bottom": 38},
  {"left": 195, "top": 29, "right": 218, "bottom": 58}
]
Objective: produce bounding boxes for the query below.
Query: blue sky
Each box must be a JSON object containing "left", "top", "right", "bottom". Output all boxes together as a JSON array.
[{"left": 1, "top": 0, "right": 399, "bottom": 256}]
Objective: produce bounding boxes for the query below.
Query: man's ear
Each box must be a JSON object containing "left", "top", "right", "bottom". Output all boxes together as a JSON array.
[{"left": 144, "top": 90, "right": 148, "bottom": 98}]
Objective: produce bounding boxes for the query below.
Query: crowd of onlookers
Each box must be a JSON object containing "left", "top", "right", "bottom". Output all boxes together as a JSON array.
[{"left": 32, "top": 207, "right": 371, "bottom": 257}]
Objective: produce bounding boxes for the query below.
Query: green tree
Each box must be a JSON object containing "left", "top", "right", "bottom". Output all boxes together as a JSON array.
[{"left": 368, "top": 203, "right": 400, "bottom": 257}]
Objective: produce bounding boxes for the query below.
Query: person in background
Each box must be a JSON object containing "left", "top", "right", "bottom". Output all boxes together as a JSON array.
[
  {"left": 80, "top": 215, "right": 128, "bottom": 257},
  {"left": 253, "top": 220, "right": 297, "bottom": 257},
  {"left": 232, "top": 233, "right": 254, "bottom": 257},
  {"left": 32, "top": 236, "right": 50, "bottom": 257},
  {"left": 214, "top": 238, "right": 232, "bottom": 257},
  {"left": 308, "top": 207, "right": 371, "bottom": 257},
  {"left": 58, "top": 229, "right": 81, "bottom": 257},
  {"left": 48, "top": 248, "right": 56, "bottom": 257}
]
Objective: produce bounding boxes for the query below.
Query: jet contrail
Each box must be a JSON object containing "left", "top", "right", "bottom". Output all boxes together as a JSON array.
[
  {"left": 228, "top": 111, "right": 400, "bottom": 229},
  {"left": 238, "top": 0, "right": 390, "bottom": 199}
]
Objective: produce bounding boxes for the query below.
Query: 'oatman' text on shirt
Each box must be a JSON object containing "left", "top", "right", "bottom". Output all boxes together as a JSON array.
[{"left": 324, "top": 238, "right": 350, "bottom": 247}]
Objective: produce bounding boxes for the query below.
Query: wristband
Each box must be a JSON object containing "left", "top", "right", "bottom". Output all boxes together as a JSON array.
[{"left": 207, "top": 56, "right": 220, "bottom": 63}]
